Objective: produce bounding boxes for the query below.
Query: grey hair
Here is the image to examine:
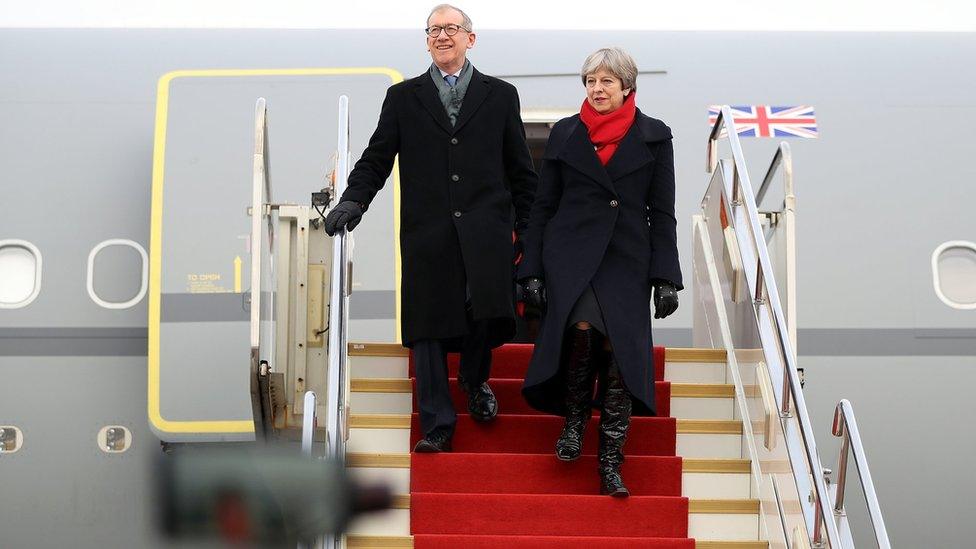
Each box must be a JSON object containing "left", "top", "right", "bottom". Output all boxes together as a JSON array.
[
  {"left": 427, "top": 4, "right": 473, "bottom": 31},
  {"left": 580, "top": 47, "right": 638, "bottom": 91}
]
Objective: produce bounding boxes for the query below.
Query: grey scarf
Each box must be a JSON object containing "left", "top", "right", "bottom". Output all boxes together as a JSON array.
[{"left": 429, "top": 60, "right": 473, "bottom": 126}]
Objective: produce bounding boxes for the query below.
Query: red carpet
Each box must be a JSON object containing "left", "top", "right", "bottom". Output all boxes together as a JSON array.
[
  {"left": 414, "top": 378, "right": 672, "bottom": 417},
  {"left": 409, "top": 414, "right": 677, "bottom": 456},
  {"left": 410, "top": 344, "right": 691, "bottom": 547},
  {"left": 412, "top": 534, "right": 694, "bottom": 548},
  {"left": 409, "top": 343, "right": 667, "bottom": 381},
  {"left": 411, "top": 454, "right": 682, "bottom": 495}
]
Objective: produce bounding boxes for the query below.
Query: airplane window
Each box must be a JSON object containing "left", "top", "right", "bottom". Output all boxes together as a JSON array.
[
  {"left": 87, "top": 239, "right": 149, "bottom": 309},
  {"left": 0, "top": 240, "right": 42, "bottom": 309},
  {"left": 932, "top": 241, "right": 976, "bottom": 310}
]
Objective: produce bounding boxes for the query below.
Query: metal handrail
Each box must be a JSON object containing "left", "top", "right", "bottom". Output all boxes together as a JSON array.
[
  {"left": 250, "top": 98, "right": 270, "bottom": 351},
  {"left": 250, "top": 98, "right": 277, "bottom": 440},
  {"left": 708, "top": 106, "right": 841, "bottom": 547},
  {"left": 301, "top": 391, "right": 316, "bottom": 456},
  {"left": 325, "top": 95, "right": 351, "bottom": 464},
  {"left": 828, "top": 399, "right": 891, "bottom": 548},
  {"left": 756, "top": 141, "right": 798, "bottom": 353},
  {"left": 317, "top": 95, "right": 353, "bottom": 549},
  {"left": 756, "top": 142, "right": 793, "bottom": 210}
]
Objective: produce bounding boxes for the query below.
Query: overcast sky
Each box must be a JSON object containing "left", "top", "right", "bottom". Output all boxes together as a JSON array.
[{"left": 2, "top": 0, "right": 975, "bottom": 31}]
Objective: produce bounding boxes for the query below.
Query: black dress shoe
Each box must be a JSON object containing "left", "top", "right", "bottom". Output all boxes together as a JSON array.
[
  {"left": 413, "top": 429, "right": 453, "bottom": 453},
  {"left": 461, "top": 381, "right": 498, "bottom": 422}
]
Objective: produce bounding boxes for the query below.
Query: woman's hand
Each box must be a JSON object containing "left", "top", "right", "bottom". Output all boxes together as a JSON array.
[
  {"left": 521, "top": 277, "right": 547, "bottom": 311},
  {"left": 653, "top": 282, "right": 678, "bottom": 319}
]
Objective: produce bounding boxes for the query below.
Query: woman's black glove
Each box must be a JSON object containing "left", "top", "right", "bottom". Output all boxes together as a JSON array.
[
  {"left": 521, "top": 277, "right": 546, "bottom": 311},
  {"left": 653, "top": 282, "right": 679, "bottom": 319},
  {"left": 323, "top": 201, "right": 365, "bottom": 236}
]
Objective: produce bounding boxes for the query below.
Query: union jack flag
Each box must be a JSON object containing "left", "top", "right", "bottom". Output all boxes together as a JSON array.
[{"left": 708, "top": 105, "right": 818, "bottom": 138}]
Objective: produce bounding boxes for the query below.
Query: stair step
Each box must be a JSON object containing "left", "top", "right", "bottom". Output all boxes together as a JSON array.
[
  {"left": 346, "top": 536, "right": 769, "bottom": 548},
  {"left": 348, "top": 343, "right": 727, "bottom": 383},
  {"left": 347, "top": 453, "right": 750, "bottom": 473},
  {"left": 351, "top": 378, "right": 731, "bottom": 397},
  {"left": 392, "top": 494, "right": 759, "bottom": 513},
  {"left": 350, "top": 380, "right": 735, "bottom": 420},
  {"left": 411, "top": 453, "right": 684, "bottom": 496},
  {"left": 347, "top": 424, "right": 742, "bottom": 459},
  {"left": 348, "top": 457, "right": 751, "bottom": 499},
  {"left": 351, "top": 378, "right": 673, "bottom": 417},
  {"left": 350, "top": 357, "right": 727, "bottom": 384},
  {"left": 406, "top": 344, "right": 667, "bottom": 381},
  {"left": 349, "top": 510, "right": 759, "bottom": 541},
  {"left": 347, "top": 501, "right": 760, "bottom": 540},
  {"left": 349, "top": 414, "right": 741, "bottom": 433},
  {"left": 410, "top": 493, "right": 689, "bottom": 537},
  {"left": 348, "top": 343, "right": 726, "bottom": 363},
  {"left": 409, "top": 534, "right": 696, "bottom": 548}
]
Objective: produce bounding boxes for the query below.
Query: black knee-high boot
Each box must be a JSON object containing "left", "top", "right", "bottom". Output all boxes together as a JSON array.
[
  {"left": 555, "top": 327, "right": 597, "bottom": 461},
  {"left": 598, "top": 352, "right": 631, "bottom": 497}
]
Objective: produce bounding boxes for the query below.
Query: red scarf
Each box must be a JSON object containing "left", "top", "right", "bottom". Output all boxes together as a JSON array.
[{"left": 579, "top": 92, "right": 636, "bottom": 165}]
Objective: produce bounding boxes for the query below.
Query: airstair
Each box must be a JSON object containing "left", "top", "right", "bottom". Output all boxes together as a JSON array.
[
  {"left": 152, "top": 89, "right": 889, "bottom": 548},
  {"left": 337, "top": 107, "right": 891, "bottom": 548}
]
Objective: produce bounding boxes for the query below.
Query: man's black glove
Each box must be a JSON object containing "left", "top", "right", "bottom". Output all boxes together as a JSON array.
[
  {"left": 521, "top": 277, "right": 546, "bottom": 311},
  {"left": 653, "top": 282, "right": 679, "bottom": 319},
  {"left": 323, "top": 201, "right": 364, "bottom": 236}
]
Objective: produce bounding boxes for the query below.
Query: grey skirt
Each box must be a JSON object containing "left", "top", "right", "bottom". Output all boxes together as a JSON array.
[{"left": 566, "top": 283, "right": 607, "bottom": 335}]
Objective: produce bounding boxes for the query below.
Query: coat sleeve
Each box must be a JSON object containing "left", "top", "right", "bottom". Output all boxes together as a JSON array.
[
  {"left": 646, "top": 138, "right": 684, "bottom": 290},
  {"left": 340, "top": 86, "right": 400, "bottom": 208},
  {"left": 517, "top": 154, "right": 563, "bottom": 280},
  {"left": 502, "top": 88, "right": 539, "bottom": 232}
]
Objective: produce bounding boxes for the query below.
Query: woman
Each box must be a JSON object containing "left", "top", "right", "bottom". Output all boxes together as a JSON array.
[{"left": 518, "top": 47, "right": 682, "bottom": 497}]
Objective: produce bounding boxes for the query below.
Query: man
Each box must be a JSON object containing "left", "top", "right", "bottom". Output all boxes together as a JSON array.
[{"left": 324, "top": 4, "right": 538, "bottom": 452}]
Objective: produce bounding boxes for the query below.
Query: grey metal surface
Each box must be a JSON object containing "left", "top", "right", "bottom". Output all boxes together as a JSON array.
[
  {"left": 5, "top": 326, "right": 974, "bottom": 355},
  {"left": 0, "top": 27, "right": 975, "bottom": 548},
  {"left": 157, "top": 321, "right": 251, "bottom": 423},
  {"left": 0, "top": 357, "right": 164, "bottom": 548}
]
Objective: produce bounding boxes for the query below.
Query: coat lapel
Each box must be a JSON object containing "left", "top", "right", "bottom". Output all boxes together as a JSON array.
[
  {"left": 605, "top": 121, "right": 655, "bottom": 182},
  {"left": 557, "top": 120, "right": 616, "bottom": 196},
  {"left": 413, "top": 74, "right": 453, "bottom": 135},
  {"left": 453, "top": 69, "right": 490, "bottom": 134}
]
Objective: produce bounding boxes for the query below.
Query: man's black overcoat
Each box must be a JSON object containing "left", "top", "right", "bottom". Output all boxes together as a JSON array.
[
  {"left": 517, "top": 110, "right": 683, "bottom": 416},
  {"left": 341, "top": 67, "right": 537, "bottom": 346}
]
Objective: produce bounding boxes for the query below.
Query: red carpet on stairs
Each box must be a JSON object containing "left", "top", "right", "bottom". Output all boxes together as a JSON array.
[
  {"left": 409, "top": 343, "right": 667, "bottom": 382},
  {"left": 412, "top": 535, "right": 694, "bottom": 548},
  {"left": 413, "top": 378, "right": 673, "bottom": 417},
  {"left": 409, "top": 344, "right": 691, "bottom": 548}
]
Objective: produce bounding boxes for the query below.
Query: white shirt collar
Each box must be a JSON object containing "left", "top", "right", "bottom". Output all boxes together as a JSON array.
[{"left": 437, "top": 66, "right": 463, "bottom": 78}]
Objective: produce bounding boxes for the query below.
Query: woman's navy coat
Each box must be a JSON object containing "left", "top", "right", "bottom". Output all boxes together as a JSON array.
[{"left": 517, "top": 110, "right": 683, "bottom": 416}]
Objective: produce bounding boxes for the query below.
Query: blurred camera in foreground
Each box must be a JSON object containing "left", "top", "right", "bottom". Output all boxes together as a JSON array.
[{"left": 157, "top": 447, "right": 391, "bottom": 546}]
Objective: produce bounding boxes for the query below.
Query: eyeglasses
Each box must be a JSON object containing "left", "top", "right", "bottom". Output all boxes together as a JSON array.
[{"left": 425, "top": 24, "right": 470, "bottom": 37}]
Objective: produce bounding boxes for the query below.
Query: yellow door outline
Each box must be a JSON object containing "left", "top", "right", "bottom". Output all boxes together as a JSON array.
[{"left": 148, "top": 67, "right": 404, "bottom": 435}]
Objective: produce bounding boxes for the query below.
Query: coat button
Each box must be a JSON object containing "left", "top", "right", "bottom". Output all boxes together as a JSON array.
[
  {"left": 451, "top": 137, "right": 459, "bottom": 145},
  {"left": 451, "top": 174, "right": 460, "bottom": 182},
  {"left": 453, "top": 211, "right": 462, "bottom": 218},
  {"left": 610, "top": 199, "right": 619, "bottom": 208}
]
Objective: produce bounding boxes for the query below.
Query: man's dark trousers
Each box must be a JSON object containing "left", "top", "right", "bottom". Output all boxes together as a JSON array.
[{"left": 412, "top": 317, "right": 492, "bottom": 436}]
